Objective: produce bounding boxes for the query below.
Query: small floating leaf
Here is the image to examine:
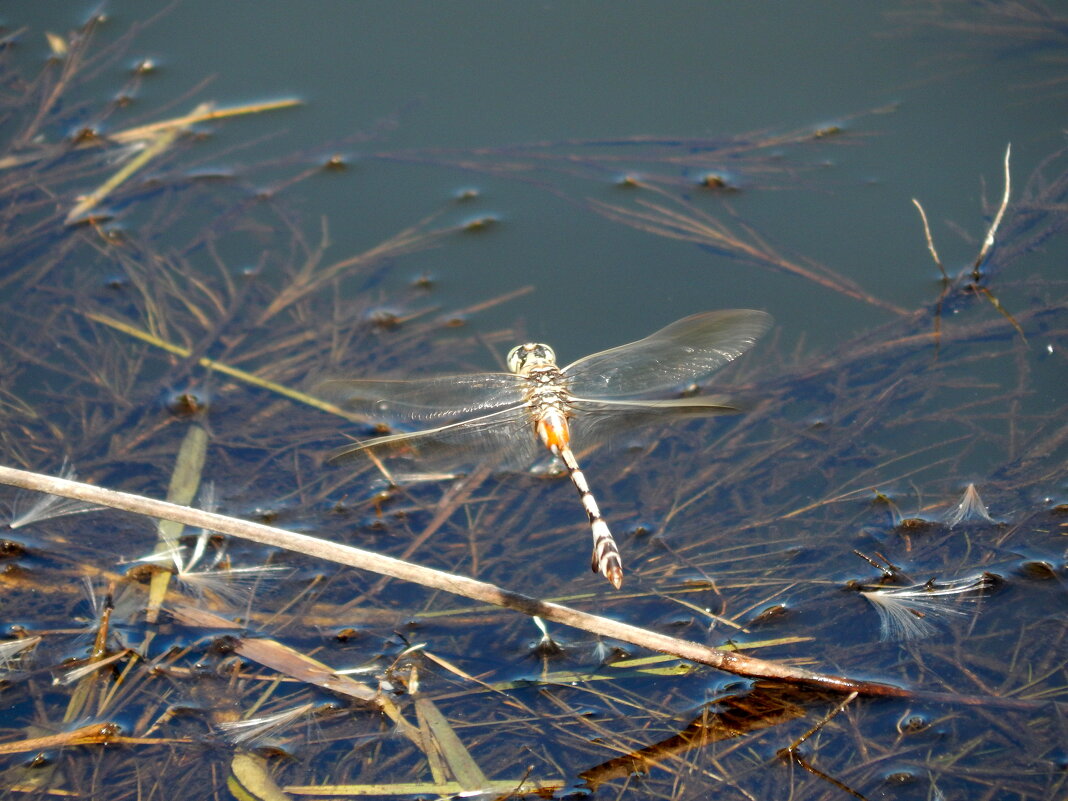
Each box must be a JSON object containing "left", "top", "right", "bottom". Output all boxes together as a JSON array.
[{"left": 44, "top": 31, "right": 68, "bottom": 57}]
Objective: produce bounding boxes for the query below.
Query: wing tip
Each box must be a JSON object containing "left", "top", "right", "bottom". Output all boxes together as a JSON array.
[{"left": 325, "top": 441, "right": 369, "bottom": 465}]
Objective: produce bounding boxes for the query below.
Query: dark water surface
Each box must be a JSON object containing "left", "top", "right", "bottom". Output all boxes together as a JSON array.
[
  {"left": 0, "top": 3, "right": 1065, "bottom": 800},
  {"left": 13, "top": 1, "right": 1064, "bottom": 349}
]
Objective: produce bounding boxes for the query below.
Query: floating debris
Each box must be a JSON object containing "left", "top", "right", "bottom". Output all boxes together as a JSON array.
[
  {"left": 137, "top": 537, "right": 289, "bottom": 608},
  {"left": 44, "top": 31, "right": 69, "bottom": 58},
  {"left": 896, "top": 517, "right": 938, "bottom": 533},
  {"left": 530, "top": 615, "right": 564, "bottom": 657},
  {"left": 56, "top": 649, "right": 132, "bottom": 686},
  {"left": 1017, "top": 560, "right": 1058, "bottom": 581},
  {"left": 136, "top": 483, "right": 288, "bottom": 608},
  {"left": 461, "top": 214, "right": 498, "bottom": 231},
  {"left": 871, "top": 489, "right": 905, "bottom": 527},
  {"left": 216, "top": 701, "right": 337, "bottom": 747},
  {"left": 945, "top": 483, "right": 995, "bottom": 527},
  {"left": 5, "top": 460, "right": 103, "bottom": 529},
  {"left": 171, "top": 561, "right": 290, "bottom": 609},
  {"left": 0, "top": 636, "right": 41, "bottom": 674},
  {"left": 860, "top": 574, "right": 997, "bottom": 641}
]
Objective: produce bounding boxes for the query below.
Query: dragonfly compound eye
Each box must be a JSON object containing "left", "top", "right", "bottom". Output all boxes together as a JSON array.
[{"left": 507, "top": 343, "right": 556, "bottom": 374}]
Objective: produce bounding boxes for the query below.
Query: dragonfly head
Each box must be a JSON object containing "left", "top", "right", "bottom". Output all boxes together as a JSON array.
[{"left": 507, "top": 342, "right": 557, "bottom": 374}]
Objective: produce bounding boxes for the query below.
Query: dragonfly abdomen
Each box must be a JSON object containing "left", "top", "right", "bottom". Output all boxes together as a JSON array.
[
  {"left": 523, "top": 364, "right": 625, "bottom": 588},
  {"left": 558, "top": 446, "right": 624, "bottom": 589}
]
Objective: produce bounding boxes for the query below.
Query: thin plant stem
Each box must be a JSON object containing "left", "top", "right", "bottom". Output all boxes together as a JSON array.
[{"left": 0, "top": 463, "right": 906, "bottom": 698}]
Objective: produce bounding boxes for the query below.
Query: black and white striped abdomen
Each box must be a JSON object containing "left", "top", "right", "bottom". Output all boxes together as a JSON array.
[{"left": 558, "top": 447, "right": 623, "bottom": 589}]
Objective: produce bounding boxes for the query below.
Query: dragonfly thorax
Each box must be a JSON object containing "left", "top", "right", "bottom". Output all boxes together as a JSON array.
[{"left": 507, "top": 342, "right": 557, "bottom": 375}]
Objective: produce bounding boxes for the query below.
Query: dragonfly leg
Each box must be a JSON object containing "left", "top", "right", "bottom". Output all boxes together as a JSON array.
[{"left": 558, "top": 447, "right": 624, "bottom": 589}]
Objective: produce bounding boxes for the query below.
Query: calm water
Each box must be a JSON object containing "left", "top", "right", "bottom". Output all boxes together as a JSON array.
[
  {"left": 1, "top": 3, "right": 1065, "bottom": 800},
  {"left": 11, "top": 1, "right": 1063, "bottom": 351}
]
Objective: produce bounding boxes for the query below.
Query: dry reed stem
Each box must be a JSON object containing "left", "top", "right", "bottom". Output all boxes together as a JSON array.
[
  {"left": 912, "top": 144, "right": 1024, "bottom": 340},
  {"left": 0, "top": 98, "right": 302, "bottom": 171},
  {"left": 975, "top": 143, "right": 1012, "bottom": 272},
  {"left": 0, "top": 463, "right": 909, "bottom": 698},
  {"left": 108, "top": 98, "right": 302, "bottom": 144},
  {"left": 0, "top": 723, "right": 190, "bottom": 756},
  {"left": 911, "top": 198, "right": 944, "bottom": 277},
  {"left": 64, "top": 107, "right": 193, "bottom": 225}
]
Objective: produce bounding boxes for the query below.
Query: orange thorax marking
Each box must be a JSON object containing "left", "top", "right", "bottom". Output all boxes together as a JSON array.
[{"left": 536, "top": 412, "right": 571, "bottom": 453}]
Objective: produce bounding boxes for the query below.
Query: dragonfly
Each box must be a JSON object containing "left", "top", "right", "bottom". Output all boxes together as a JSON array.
[{"left": 320, "top": 309, "right": 771, "bottom": 589}]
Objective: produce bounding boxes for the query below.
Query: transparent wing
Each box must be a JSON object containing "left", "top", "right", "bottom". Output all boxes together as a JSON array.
[
  {"left": 316, "top": 374, "right": 527, "bottom": 423},
  {"left": 327, "top": 404, "right": 541, "bottom": 472},
  {"left": 563, "top": 309, "right": 771, "bottom": 398},
  {"left": 569, "top": 395, "right": 743, "bottom": 449}
]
